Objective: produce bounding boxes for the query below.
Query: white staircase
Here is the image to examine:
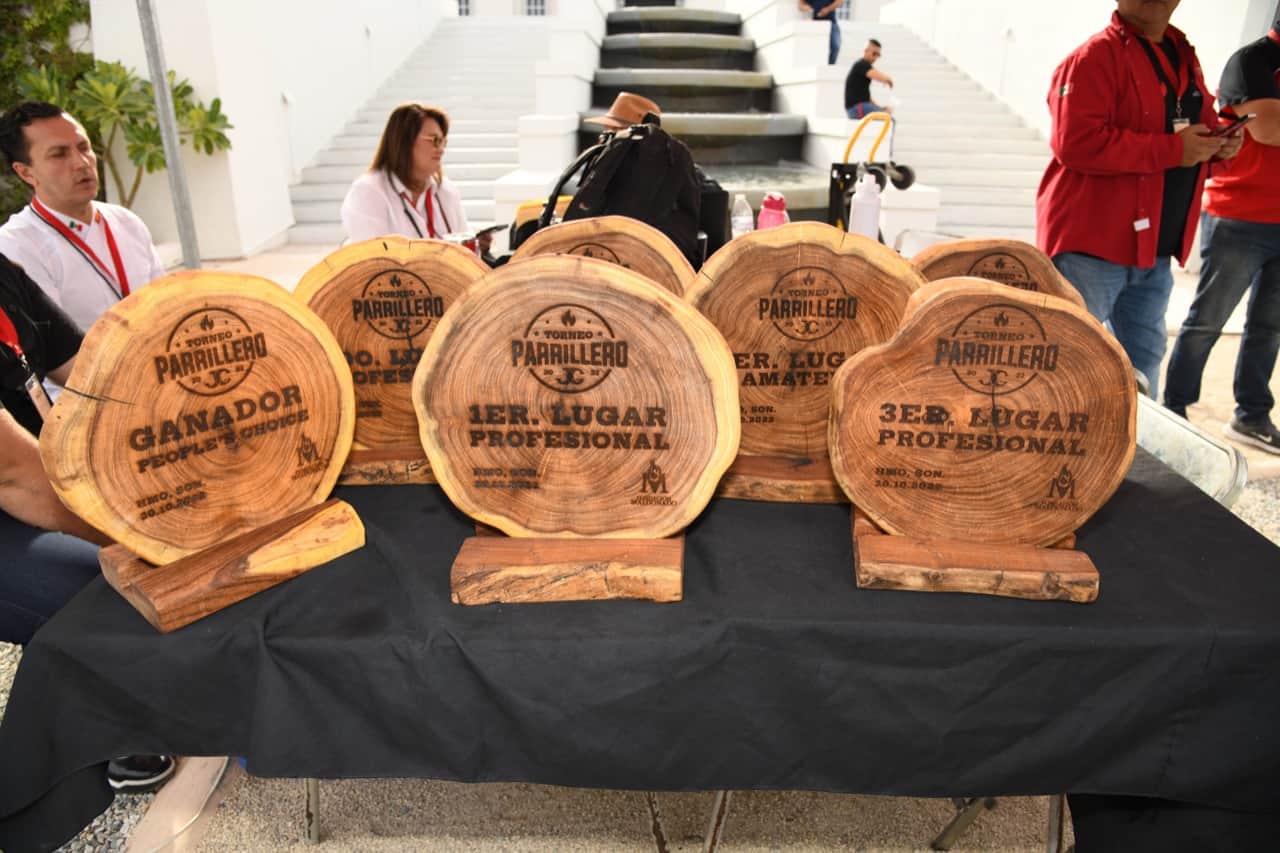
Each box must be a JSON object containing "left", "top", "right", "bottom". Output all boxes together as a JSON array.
[
  {"left": 288, "top": 17, "right": 551, "bottom": 245},
  {"left": 860, "top": 25, "right": 1050, "bottom": 242}
]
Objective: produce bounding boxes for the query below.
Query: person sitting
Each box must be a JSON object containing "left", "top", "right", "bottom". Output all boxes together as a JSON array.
[
  {"left": 845, "top": 39, "right": 894, "bottom": 119},
  {"left": 0, "top": 101, "right": 166, "bottom": 332},
  {"left": 0, "top": 252, "right": 174, "bottom": 793},
  {"left": 340, "top": 103, "right": 469, "bottom": 243}
]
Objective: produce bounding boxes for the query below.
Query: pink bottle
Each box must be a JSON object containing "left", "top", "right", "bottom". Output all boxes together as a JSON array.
[{"left": 756, "top": 192, "right": 790, "bottom": 229}]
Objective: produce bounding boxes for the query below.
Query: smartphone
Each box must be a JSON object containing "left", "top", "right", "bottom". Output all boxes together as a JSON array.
[{"left": 1211, "top": 113, "right": 1256, "bottom": 137}]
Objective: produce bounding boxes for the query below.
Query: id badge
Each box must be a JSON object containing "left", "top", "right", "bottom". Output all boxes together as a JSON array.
[
  {"left": 1172, "top": 118, "right": 1191, "bottom": 132},
  {"left": 23, "top": 372, "right": 53, "bottom": 420}
]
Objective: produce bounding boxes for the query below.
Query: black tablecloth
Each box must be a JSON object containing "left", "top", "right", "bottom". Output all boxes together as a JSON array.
[{"left": 2, "top": 451, "right": 1279, "bottom": 851}]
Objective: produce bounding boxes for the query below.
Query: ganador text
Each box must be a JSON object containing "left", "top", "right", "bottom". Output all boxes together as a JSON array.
[{"left": 128, "top": 386, "right": 306, "bottom": 471}]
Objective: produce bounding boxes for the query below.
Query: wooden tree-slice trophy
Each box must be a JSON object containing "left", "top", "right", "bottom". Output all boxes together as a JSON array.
[
  {"left": 39, "top": 272, "right": 362, "bottom": 631},
  {"left": 413, "top": 255, "right": 740, "bottom": 605},
  {"left": 685, "top": 221, "right": 924, "bottom": 502},
  {"left": 911, "top": 238, "right": 1086, "bottom": 308},
  {"left": 829, "top": 279, "right": 1137, "bottom": 603},
  {"left": 509, "top": 215, "right": 695, "bottom": 297},
  {"left": 294, "top": 236, "right": 490, "bottom": 485}
]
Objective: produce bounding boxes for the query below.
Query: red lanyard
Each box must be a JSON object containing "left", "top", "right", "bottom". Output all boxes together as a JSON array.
[
  {"left": 399, "top": 189, "right": 441, "bottom": 238},
  {"left": 1269, "top": 28, "right": 1279, "bottom": 46},
  {"left": 30, "top": 197, "right": 131, "bottom": 298},
  {"left": 0, "top": 306, "right": 23, "bottom": 358}
]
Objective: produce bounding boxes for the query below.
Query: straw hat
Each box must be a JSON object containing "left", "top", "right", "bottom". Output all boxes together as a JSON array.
[{"left": 584, "top": 92, "right": 662, "bottom": 129}]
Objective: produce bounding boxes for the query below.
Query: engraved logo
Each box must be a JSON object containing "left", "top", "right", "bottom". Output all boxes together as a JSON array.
[
  {"left": 967, "top": 252, "right": 1037, "bottom": 291},
  {"left": 353, "top": 269, "right": 445, "bottom": 340},
  {"left": 156, "top": 308, "right": 267, "bottom": 396},
  {"left": 639, "top": 460, "right": 668, "bottom": 494},
  {"left": 935, "top": 303, "right": 1059, "bottom": 396},
  {"left": 632, "top": 459, "right": 676, "bottom": 506},
  {"left": 511, "top": 304, "right": 629, "bottom": 394},
  {"left": 296, "top": 433, "right": 321, "bottom": 467},
  {"left": 1048, "top": 465, "right": 1077, "bottom": 499},
  {"left": 760, "top": 267, "right": 858, "bottom": 342}
]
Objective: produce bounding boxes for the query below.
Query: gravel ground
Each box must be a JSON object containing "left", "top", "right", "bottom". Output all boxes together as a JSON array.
[{"left": 1, "top": 478, "right": 1277, "bottom": 851}]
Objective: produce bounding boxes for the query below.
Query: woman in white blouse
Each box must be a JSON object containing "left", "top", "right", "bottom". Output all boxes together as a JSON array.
[{"left": 340, "top": 103, "right": 469, "bottom": 243}]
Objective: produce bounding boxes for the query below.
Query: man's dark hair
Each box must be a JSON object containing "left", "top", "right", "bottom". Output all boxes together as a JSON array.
[
  {"left": 0, "top": 101, "right": 66, "bottom": 169},
  {"left": 869, "top": 38, "right": 882, "bottom": 47}
]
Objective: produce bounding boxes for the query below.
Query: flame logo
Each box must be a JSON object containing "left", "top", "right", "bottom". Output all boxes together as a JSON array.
[
  {"left": 561, "top": 309, "right": 577, "bottom": 327},
  {"left": 199, "top": 314, "right": 215, "bottom": 332},
  {"left": 994, "top": 312, "right": 1009, "bottom": 327}
]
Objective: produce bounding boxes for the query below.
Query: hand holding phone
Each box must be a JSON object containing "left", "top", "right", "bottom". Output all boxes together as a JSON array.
[{"left": 1211, "top": 114, "right": 1256, "bottom": 137}]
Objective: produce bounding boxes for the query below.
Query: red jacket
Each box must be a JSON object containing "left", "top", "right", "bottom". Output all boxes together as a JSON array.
[{"left": 1036, "top": 13, "right": 1218, "bottom": 268}]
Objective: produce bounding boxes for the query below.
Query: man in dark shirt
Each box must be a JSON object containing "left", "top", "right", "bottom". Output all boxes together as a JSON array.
[
  {"left": 1165, "top": 20, "right": 1280, "bottom": 452},
  {"left": 799, "top": 0, "right": 844, "bottom": 65},
  {"left": 845, "top": 39, "right": 895, "bottom": 119}
]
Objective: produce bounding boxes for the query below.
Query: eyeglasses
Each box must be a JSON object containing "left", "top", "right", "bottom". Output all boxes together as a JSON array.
[{"left": 419, "top": 134, "right": 447, "bottom": 148}]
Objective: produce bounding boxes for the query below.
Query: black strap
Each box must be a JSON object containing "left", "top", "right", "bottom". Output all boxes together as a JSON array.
[{"left": 540, "top": 139, "right": 611, "bottom": 230}]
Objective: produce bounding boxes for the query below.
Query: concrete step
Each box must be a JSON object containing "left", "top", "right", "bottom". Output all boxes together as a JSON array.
[
  {"left": 940, "top": 186, "right": 1038, "bottom": 206},
  {"left": 293, "top": 197, "right": 495, "bottom": 224},
  {"left": 367, "top": 98, "right": 534, "bottom": 113},
  {"left": 894, "top": 137, "right": 1050, "bottom": 156},
  {"left": 937, "top": 203, "right": 1035, "bottom": 228},
  {"left": 287, "top": 223, "right": 345, "bottom": 245},
  {"left": 316, "top": 146, "right": 517, "bottom": 166},
  {"left": 594, "top": 68, "right": 773, "bottom": 112},
  {"left": 356, "top": 107, "right": 517, "bottom": 122},
  {"left": 702, "top": 161, "right": 830, "bottom": 212},
  {"left": 895, "top": 123, "right": 1041, "bottom": 141},
  {"left": 936, "top": 224, "right": 1038, "bottom": 242},
  {"left": 601, "top": 33, "right": 755, "bottom": 70},
  {"left": 345, "top": 118, "right": 518, "bottom": 135},
  {"left": 920, "top": 168, "right": 1043, "bottom": 188},
  {"left": 290, "top": 178, "right": 496, "bottom": 203},
  {"left": 299, "top": 162, "right": 516, "bottom": 185},
  {"left": 903, "top": 151, "right": 1049, "bottom": 171},
  {"left": 607, "top": 8, "right": 742, "bottom": 36},
  {"left": 577, "top": 113, "right": 809, "bottom": 165},
  {"left": 329, "top": 132, "right": 515, "bottom": 150},
  {"left": 891, "top": 110, "right": 1026, "bottom": 127}
]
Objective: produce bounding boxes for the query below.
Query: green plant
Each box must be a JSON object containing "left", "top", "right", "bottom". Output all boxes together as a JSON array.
[
  {"left": 17, "top": 59, "right": 234, "bottom": 208},
  {"left": 0, "top": 0, "right": 93, "bottom": 218}
]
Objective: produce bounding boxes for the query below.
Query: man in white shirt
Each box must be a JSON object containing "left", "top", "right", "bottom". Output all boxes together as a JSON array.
[{"left": 0, "top": 101, "right": 166, "bottom": 331}]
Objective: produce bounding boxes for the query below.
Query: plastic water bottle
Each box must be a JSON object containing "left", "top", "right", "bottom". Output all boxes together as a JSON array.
[
  {"left": 847, "top": 173, "right": 882, "bottom": 241},
  {"left": 756, "top": 192, "right": 790, "bottom": 229},
  {"left": 730, "top": 193, "right": 754, "bottom": 239}
]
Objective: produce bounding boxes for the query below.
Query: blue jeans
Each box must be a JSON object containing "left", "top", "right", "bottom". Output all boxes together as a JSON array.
[
  {"left": 1164, "top": 213, "right": 1280, "bottom": 424},
  {"left": 1052, "top": 252, "right": 1175, "bottom": 398},
  {"left": 847, "top": 102, "right": 881, "bottom": 119},
  {"left": 0, "top": 511, "right": 100, "bottom": 644}
]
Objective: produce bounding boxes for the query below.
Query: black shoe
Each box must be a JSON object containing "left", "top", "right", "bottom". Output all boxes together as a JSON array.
[
  {"left": 1223, "top": 418, "right": 1280, "bottom": 455},
  {"left": 106, "top": 754, "right": 176, "bottom": 793}
]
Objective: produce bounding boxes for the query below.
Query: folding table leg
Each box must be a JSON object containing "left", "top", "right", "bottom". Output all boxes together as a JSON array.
[
  {"left": 931, "top": 797, "right": 995, "bottom": 850},
  {"left": 1046, "top": 793, "right": 1067, "bottom": 853},
  {"left": 703, "top": 790, "right": 732, "bottom": 853},
  {"left": 304, "top": 777, "right": 320, "bottom": 844}
]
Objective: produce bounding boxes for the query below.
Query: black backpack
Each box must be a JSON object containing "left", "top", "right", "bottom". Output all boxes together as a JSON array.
[{"left": 535, "top": 123, "right": 705, "bottom": 270}]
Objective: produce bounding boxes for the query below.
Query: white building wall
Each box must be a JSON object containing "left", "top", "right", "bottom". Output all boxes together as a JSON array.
[
  {"left": 880, "top": 0, "right": 1276, "bottom": 139},
  {"left": 89, "top": 0, "right": 450, "bottom": 259}
]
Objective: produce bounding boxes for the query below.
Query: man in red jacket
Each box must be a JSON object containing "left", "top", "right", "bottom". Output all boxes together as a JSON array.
[{"left": 1036, "top": 0, "right": 1240, "bottom": 397}]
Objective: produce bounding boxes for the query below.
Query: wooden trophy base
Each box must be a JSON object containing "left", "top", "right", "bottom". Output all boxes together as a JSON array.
[
  {"left": 716, "top": 455, "right": 847, "bottom": 504},
  {"left": 851, "top": 508, "right": 1098, "bottom": 603},
  {"left": 338, "top": 447, "right": 435, "bottom": 486},
  {"left": 99, "top": 499, "right": 366, "bottom": 632},
  {"left": 452, "top": 526, "right": 684, "bottom": 606}
]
